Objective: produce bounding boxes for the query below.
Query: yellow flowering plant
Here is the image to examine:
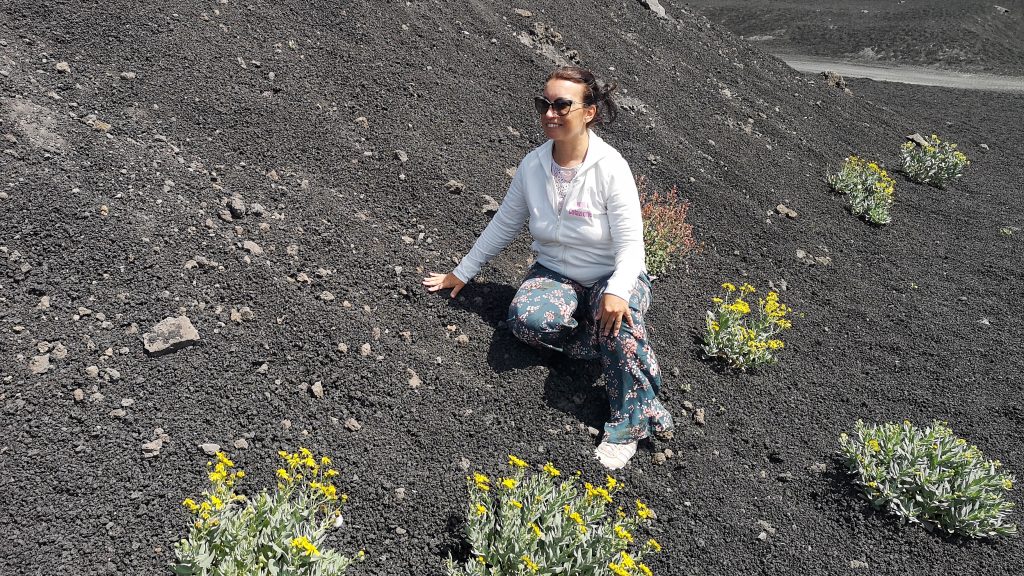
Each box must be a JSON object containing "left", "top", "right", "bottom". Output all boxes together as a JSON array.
[
  {"left": 173, "top": 448, "right": 363, "bottom": 575},
  {"left": 901, "top": 134, "right": 969, "bottom": 188},
  {"left": 701, "top": 282, "right": 792, "bottom": 371},
  {"left": 827, "top": 155, "right": 896, "bottom": 225},
  {"left": 446, "top": 455, "right": 662, "bottom": 576},
  {"left": 839, "top": 420, "right": 1017, "bottom": 538}
]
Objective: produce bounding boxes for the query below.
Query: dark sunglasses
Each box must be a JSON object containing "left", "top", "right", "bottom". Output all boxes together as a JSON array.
[{"left": 533, "top": 96, "right": 588, "bottom": 116}]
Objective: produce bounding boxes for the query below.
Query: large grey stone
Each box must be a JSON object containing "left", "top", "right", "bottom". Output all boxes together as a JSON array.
[{"left": 144, "top": 316, "right": 200, "bottom": 356}]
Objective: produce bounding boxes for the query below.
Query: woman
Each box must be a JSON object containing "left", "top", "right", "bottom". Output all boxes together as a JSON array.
[{"left": 422, "top": 67, "right": 673, "bottom": 470}]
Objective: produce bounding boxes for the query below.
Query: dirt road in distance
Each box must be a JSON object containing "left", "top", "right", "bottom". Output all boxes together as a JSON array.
[{"left": 777, "top": 54, "right": 1024, "bottom": 92}]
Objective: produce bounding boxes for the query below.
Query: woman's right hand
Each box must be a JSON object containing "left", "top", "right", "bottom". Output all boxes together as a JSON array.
[{"left": 422, "top": 272, "right": 466, "bottom": 298}]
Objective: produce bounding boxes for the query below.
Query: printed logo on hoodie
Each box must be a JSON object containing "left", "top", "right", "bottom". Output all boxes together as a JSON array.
[{"left": 567, "top": 201, "right": 592, "bottom": 219}]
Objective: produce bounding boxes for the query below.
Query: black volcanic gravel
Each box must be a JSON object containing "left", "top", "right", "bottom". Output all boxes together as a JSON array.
[{"left": 1, "top": 1, "right": 1022, "bottom": 575}]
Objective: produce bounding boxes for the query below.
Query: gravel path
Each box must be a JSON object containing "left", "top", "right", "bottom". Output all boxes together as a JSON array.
[{"left": 778, "top": 54, "right": 1024, "bottom": 92}]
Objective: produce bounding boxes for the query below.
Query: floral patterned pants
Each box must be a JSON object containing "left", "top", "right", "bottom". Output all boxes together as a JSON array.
[{"left": 507, "top": 264, "right": 674, "bottom": 444}]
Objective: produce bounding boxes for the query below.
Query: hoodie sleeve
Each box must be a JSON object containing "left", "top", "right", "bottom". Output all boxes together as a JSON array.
[
  {"left": 602, "top": 155, "right": 646, "bottom": 301},
  {"left": 452, "top": 160, "right": 530, "bottom": 284}
]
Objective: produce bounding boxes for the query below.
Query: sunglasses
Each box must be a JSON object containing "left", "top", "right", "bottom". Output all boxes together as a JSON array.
[{"left": 533, "top": 96, "right": 589, "bottom": 116}]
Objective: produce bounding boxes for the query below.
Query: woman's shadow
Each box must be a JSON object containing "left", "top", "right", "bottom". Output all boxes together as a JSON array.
[{"left": 450, "top": 280, "right": 608, "bottom": 433}]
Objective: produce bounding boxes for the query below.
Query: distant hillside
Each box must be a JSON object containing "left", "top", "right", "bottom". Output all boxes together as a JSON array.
[{"left": 679, "top": 0, "right": 1024, "bottom": 74}]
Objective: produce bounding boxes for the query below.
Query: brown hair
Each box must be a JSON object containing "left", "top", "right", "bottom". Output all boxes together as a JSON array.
[{"left": 546, "top": 66, "right": 619, "bottom": 127}]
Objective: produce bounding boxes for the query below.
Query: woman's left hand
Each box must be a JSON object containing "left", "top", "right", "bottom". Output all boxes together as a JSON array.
[{"left": 596, "top": 294, "right": 633, "bottom": 338}]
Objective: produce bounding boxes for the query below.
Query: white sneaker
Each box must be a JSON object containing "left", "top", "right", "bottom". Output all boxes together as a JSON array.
[{"left": 595, "top": 440, "right": 638, "bottom": 470}]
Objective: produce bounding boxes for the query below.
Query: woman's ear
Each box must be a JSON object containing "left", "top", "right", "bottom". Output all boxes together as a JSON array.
[{"left": 585, "top": 104, "right": 597, "bottom": 124}]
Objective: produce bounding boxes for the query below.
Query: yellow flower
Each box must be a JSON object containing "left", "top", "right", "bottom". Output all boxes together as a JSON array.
[
  {"left": 569, "top": 511, "right": 585, "bottom": 527},
  {"left": 310, "top": 481, "right": 338, "bottom": 500},
  {"left": 867, "top": 439, "right": 881, "bottom": 453},
  {"left": 209, "top": 495, "right": 224, "bottom": 510},
  {"left": 277, "top": 468, "right": 291, "bottom": 482},
  {"left": 509, "top": 499, "right": 523, "bottom": 509},
  {"left": 614, "top": 525, "right": 633, "bottom": 542},
  {"left": 636, "top": 500, "right": 654, "bottom": 520},
  {"left": 606, "top": 475, "right": 618, "bottom": 491},
  {"left": 620, "top": 551, "right": 636, "bottom": 569},
  {"left": 501, "top": 478, "right": 518, "bottom": 490},
  {"left": 475, "top": 503, "right": 487, "bottom": 516},
  {"left": 521, "top": 556, "right": 539, "bottom": 573},
  {"left": 209, "top": 463, "right": 229, "bottom": 484},
  {"left": 473, "top": 472, "right": 490, "bottom": 491},
  {"left": 638, "top": 563, "right": 654, "bottom": 576},
  {"left": 530, "top": 522, "right": 543, "bottom": 538},
  {"left": 609, "top": 562, "right": 630, "bottom": 576},
  {"left": 321, "top": 456, "right": 332, "bottom": 466},
  {"left": 711, "top": 297, "right": 723, "bottom": 304},
  {"left": 290, "top": 535, "right": 319, "bottom": 556},
  {"left": 728, "top": 300, "right": 750, "bottom": 315},
  {"left": 584, "top": 482, "right": 612, "bottom": 503},
  {"left": 647, "top": 538, "right": 662, "bottom": 552},
  {"left": 721, "top": 282, "right": 736, "bottom": 292},
  {"left": 542, "top": 462, "right": 561, "bottom": 477},
  {"left": 710, "top": 321, "right": 720, "bottom": 332},
  {"left": 1003, "top": 478, "right": 1013, "bottom": 490},
  {"left": 739, "top": 283, "right": 755, "bottom": 294},
  {"left": 767, "top": 339, "right": 784, "bottom": 350},
  {"left": 508, "top": 454, "right": 528, "bottom": 468},
  {"left": 182, "top": 498, "right": 199, "bottom": 513}
]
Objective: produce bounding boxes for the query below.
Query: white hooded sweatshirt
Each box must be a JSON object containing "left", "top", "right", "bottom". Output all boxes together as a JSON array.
[{"left": 453, "top": 130, "right": 646, "bottom": 301}]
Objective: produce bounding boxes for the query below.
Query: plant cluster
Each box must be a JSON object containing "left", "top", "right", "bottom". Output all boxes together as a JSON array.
[
  {"left": 637, "top": 176, "right": 697, "bottom": 277},
  {"left": 839, "top": 420, "right": 1017, "bottom": 538},
  {"left": 701, "top": 282, "right": 792, "bottom": 371},
  {"left": 174, "top": 449, "right": 362, "bottom": 576},
  {"left": 827, "top": 155, "right": 896, "bottom": 225},
  {"left": 901, "top": 135, "right": 969, "bottom": 188},
  {"left": 446, "top": 455, "right": 662, "bottom": 576}
]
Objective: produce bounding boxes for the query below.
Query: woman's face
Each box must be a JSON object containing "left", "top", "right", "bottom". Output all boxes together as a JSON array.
[{"left": 540, "top": 79, "right": 596, "bottom": 141}]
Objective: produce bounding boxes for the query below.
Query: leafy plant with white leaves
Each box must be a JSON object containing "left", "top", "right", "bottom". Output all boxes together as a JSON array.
[
  {"left": 173, "top": 449, "right": 362, "bottom": 575},
  {"left": 839, "top": 420, "right": 1017, "bottom": 538},
  {"left": 901, "top": 134, "right": 969, "bottom": 188},
  {"left": 447, "top": 455, "right": 662, "bottom": 576},
  {"left": 827, "top": 155, "right": 896, "bottom": 225},
  {"left": 702, "top": 281, "right": 793, "bottom": 371}
]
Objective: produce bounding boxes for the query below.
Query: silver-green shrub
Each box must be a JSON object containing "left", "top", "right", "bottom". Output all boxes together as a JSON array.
[
  {"left": 839, "top": 420, "right": 1016, "bottom": 538},
  {"left": 827, "top": 155, "right": 896, "bottom": 225},
  {"left": 173, "top": 449, "right": 362, "bottom": 575},
  {"left": 901, "top": 135, "right": 969, "bottom": 188},
  {"left": 447, "top": 455, "right": 662, "bottom": 576}
]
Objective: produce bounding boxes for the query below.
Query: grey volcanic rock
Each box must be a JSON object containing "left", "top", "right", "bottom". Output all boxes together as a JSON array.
[{"left": 143, "top": 316, "right": 200, "bottom": 356}]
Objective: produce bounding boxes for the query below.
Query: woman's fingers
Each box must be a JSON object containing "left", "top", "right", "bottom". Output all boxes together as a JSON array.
[
  {"left": 598, "top": 294, "right": 632, "bottom": 337},
  {"left": 422, "top": 272, "right": 466, "bottom": 298},
  {"left": 623, "top": 310, "right": 635, "bottom": 328}
]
